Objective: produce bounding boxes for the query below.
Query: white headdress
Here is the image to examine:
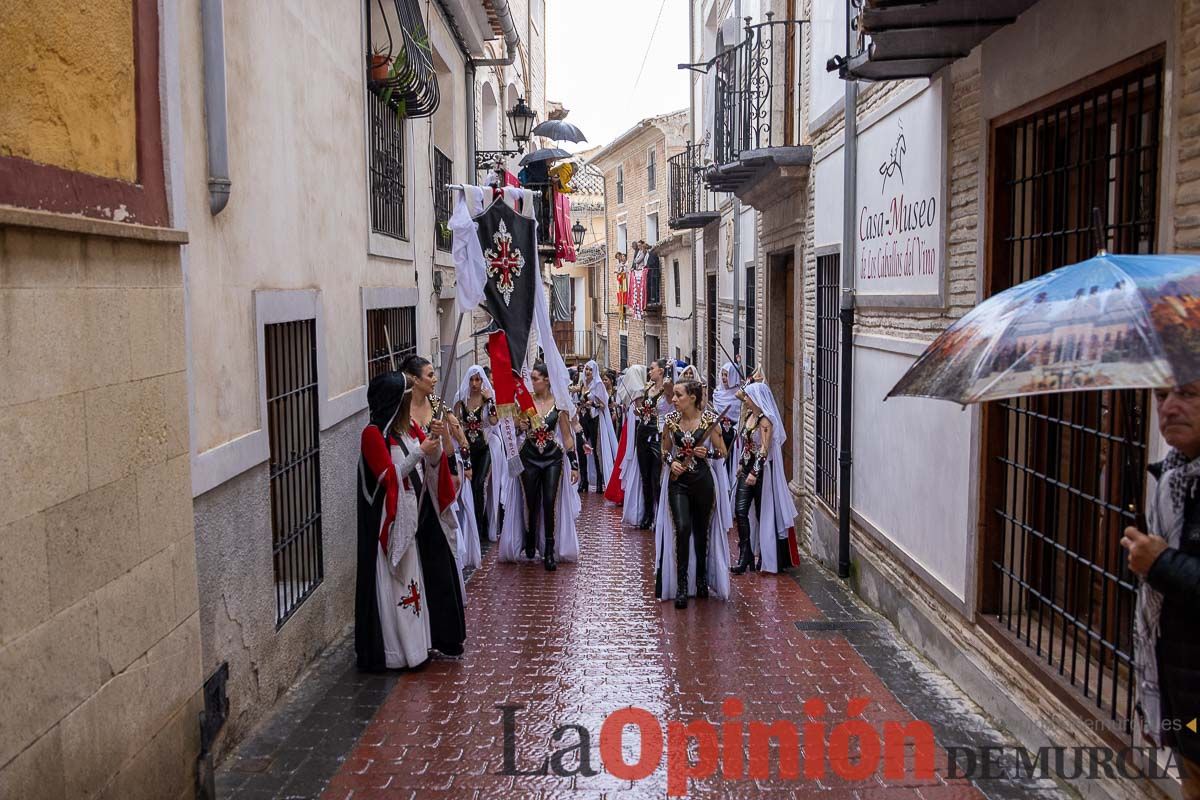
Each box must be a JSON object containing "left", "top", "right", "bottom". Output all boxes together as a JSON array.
[{"left": 454, "top": 365, "right": 494, "bottom": 407}]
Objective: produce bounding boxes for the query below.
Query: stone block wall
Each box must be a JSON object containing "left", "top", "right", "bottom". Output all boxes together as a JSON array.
[{"left": 0, "top": 226, "right": 202, "bottom": 800}]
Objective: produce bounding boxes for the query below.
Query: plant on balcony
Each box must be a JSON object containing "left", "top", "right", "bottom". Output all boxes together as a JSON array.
[
  {"left": 379, "top": 32, "right": 432, "bottom": 119},
  {"left": 369, "top": 45, "right": 391, "bottom": 82}
]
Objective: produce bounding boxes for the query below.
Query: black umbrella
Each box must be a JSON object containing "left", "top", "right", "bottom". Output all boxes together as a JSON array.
[
  {"left": 532, "top": 119, "right": 587, "bottom": 143},
  {"left": 519, "top": 147, "right": 571, "bottom": 166}
]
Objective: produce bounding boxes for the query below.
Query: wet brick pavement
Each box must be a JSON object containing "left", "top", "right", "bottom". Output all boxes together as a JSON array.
[{"left": 217, "top": 494, "right": 1070, "bottom": 799}]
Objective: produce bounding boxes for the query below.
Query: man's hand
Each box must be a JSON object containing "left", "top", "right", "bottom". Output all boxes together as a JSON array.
[{"left": 1121, "top": 526, "right": 1169, "bottom": 578}]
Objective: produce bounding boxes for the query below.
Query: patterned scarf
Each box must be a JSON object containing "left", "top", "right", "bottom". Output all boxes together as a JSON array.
[{"left": 1135, "top": 448, "right": 1200, "bottom": 744}]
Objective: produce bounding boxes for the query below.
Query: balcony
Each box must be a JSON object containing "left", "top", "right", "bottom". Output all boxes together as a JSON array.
[
  {"left": 667, "top": 143, "right": 720, "bottom": 230},
  {"left": 840, "top": 0, "right": 1038, "bottom": 81},
  {"left": 706, "top": 16, "right": 812, "bottom": 208}
]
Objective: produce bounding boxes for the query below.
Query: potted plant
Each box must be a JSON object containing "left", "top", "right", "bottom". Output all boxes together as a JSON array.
[{"left": 369, "top": 45, "right": 391, "bottom": 82}]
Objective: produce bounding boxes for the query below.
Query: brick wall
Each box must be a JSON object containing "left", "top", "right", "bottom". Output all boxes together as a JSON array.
[{"left": 1173, "top": 0, "right": 1200, "bottom": 250}]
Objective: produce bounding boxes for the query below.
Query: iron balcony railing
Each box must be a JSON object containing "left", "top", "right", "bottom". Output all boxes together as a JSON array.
[
  {"left": 553, "top": 329, "right": 600, "bottom": 363},
  {"left": 712, "top": 16, "right": 805, "bottom": 167},
  {"left": 667, "top": 143, "right": 720, "bottom": 229}
]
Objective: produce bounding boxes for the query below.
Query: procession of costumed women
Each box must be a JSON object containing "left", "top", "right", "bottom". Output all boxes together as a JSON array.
[{"left": 355, "top": 358, "right": 467, "bottom": 670}]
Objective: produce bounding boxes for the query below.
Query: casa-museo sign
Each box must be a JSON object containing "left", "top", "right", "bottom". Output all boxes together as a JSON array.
[{"left": 854, "top": 79, "right": 947, "bottom": 307}]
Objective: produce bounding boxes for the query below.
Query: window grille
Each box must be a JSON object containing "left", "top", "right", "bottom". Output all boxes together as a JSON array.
[
  {"left": 434, "top": 148, "right": 453, "bottom": 251},
  {"left": 815, "top": 253, "right": 839, "bottom": 508},
  {"left": 368, "top": 92, "right": 406, "bottom": 239},
  {"left": 984, "top": 57, "right": 1162, "bottom": 735},
  {"left": 265, "top": 320, "right": 323, "bottom": 626},
  {"left": 366, "top": 306, "right": 417, "bottom": 379},
  {"left": 745, "top": 266, "right": 757, "bottom": 371}
]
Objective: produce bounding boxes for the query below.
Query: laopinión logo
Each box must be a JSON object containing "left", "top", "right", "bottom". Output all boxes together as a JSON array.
[{"left": 497, "top": 698, "right": 1188, "bottom": 796}]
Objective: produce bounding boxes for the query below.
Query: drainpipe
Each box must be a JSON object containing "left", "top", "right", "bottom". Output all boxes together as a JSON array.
[
  {"left": 730, "top": 0, "right": 743, "bottom": 371},
  {"left": 472, "top": 0, "right": 520, "bottom": 67},
  {"left": 837, "top": 4, "right": 858, "bottom": 581},
  {"left": 201, "top": 0, "right": 231, "bottom": 215}
]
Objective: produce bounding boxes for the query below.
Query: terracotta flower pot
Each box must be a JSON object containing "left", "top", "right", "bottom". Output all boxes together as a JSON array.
[{"left": 370, "top": 54, "right": 391, "bottom": 82}]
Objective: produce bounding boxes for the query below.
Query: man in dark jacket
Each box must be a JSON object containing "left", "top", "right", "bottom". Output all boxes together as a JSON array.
[{"left": 1123, "top": 381, "right": 1200, "bottom": 799}]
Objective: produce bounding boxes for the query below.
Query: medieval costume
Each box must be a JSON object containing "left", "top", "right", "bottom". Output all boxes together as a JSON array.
[
  {"left": 638, "top": 376, "right": 673, "bottom": 529},
  {"left": 654, "top": 409, "right": 732, "bottom": 606},
  {"left": 734, "top": 382, "right": 800, "bottom": 575},
  {"left": 498, "top": 399, "right": 582, "bottom": 569},
  {"left": 605, "top": 366, "right": 643, "bottom": 517},
  {"left": 356, "top": 372, "right": 466, "bottom": 670},
  {"left": 454, "top": 366, "right": 497, "bottom": 541},
  {"left": 453, "top": 447, "right": 482, "bottom": 573},
  {"left": 712, "top": 362, "right": 743, "bottom": 481},
  {"left": 578, "top": 360, "right": 617, "bottom": 493}
]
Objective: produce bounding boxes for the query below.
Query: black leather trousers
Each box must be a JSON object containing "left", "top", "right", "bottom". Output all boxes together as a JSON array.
[
  {"left": 735, "top": 472, "right": 762, "bottom": 560},
  {"left": 520, "top": 454, "right": 562, "bottom": 556},
  {"left": 635, "top": 421, "right": 661, "bottom": 521},
  {"left": 668, "top": 466, "right": 715, "bottom": 596},
  {"left": 580, "top": 413, "right": 602, "bottom": 490}
]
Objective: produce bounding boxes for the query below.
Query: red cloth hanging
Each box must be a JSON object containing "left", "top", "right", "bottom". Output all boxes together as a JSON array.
[
  {"left": 554, "top": 193, "right": 576, "bottom": 265},
  {"left": 604, "top": 422, "right": 628, "bottom": 504}
]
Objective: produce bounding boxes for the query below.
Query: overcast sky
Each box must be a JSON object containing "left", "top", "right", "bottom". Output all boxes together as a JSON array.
[{"left": 545, "top": 0, "right": 691, "bottom": 154}]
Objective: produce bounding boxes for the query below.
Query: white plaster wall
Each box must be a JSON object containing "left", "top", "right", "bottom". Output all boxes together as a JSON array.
[
  {"left": 813, "top": 145, "right": 843, "bottom": 249},
  {"left": 980, "top": 0, "right": 1170, "bottom": 121},
  {"left": 808, "top": 0, "right": 846, "bottom": 127},
  {"left": 850, "top": 340, "right": 971, "bottom": 601}
]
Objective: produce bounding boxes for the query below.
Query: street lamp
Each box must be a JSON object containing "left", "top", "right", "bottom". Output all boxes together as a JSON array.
[
  {"left": 507, "top": 98, "right": 537, "bottom": 148},
  {"left": 571, "top": 221, "right": 587, "bottom": 249}
]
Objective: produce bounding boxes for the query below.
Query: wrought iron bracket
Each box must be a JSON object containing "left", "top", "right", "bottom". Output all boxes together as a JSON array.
[{"left": 475, "top": 149, "right": 521, "bottom": 170}]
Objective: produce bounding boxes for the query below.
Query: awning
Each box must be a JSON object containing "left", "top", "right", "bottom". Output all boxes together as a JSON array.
[{"left": 842, "top": 0, "right": 1039, "bottom": 81}]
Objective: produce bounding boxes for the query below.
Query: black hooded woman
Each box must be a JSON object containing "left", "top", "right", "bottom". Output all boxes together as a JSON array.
[{"left": 355, "top": 360, "right": 467, "bottom": 671}]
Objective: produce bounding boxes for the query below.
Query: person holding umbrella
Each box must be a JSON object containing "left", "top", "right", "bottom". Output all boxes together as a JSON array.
[{"left": 1122, "top": 382, "right": 1200, "bottom": 799}]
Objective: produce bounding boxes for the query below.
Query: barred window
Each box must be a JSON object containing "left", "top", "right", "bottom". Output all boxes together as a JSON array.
[
  {"left": 366, "top": 306, "right": 417, "bottom": 379},
  {"left": 368, "top": 93, "right": 406, "bottom": 240},
  {"left": 265, "top": 320, "right": 323, "bottom": 626},
  {"left": 647, "top": 147, "right": 657, "bottom": 191},
  {"left": 619, "top": 334, "right": 628, "bottom": 370},
  {"left": 616, "top": 165, "right": 624, "bottom": 205},
  {"left": 673, "top": 259, "right": 681, "bottom": 306},
  {"left": 745, "top": 265, "right": 756, "bottom": 371},
  {"left": 815, "top": 253, "right": 839, "bottom": 508},
  {"left": 434, "top": 148, "right": 453, "bottom": 251}
]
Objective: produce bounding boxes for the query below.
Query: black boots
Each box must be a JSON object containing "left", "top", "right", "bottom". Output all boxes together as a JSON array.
[
  {"left": 675, "top": 557, "right": 689, "bottom": 608},
  {"left": 731, "top": 526, "right": 752, "bottom": 575},
  {"left": 543, "top": 534, "right": 557, "bottom": 571}
]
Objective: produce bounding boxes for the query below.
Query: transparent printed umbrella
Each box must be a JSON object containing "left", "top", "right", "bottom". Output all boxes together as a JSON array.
[{"left": 887, "top": 253, "right": 1200, "bottom": 405}]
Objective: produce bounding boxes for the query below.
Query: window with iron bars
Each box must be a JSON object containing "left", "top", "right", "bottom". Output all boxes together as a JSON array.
[
  {"left": 815, "top": 253, "right": 839, "bottom": 509},
  {"left": 265, "top": 320, "right": 324, "bottom": 626},
  {"left": 368, "top": 92, "right": 406, "bottom": 240},
  {"left": 366, "top": 306, "right": 417, "bottom": 380},
  {"left": 434, "top": 148, "right": 453, "bottom": 252},
  {"left": 745, "top": 265, "right": 756, "bottom": 372},
  {"left": 647, "top": 147, "right": 657, "bottom": 192},
  {"left": 616, "top": 165, "right": 624, "bottom": 205},
  {"left": 619, "top": 334, "right": 628, "bottom": 370},
  {"left": 673, "top": 259, "right": 681, "bottom": 307},
  {"left": 981, "top": 55, "right": 1162, "bottom": 736}
]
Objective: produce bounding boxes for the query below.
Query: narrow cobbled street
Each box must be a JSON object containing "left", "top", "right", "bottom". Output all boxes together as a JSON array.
[{"left": 216, "top": 495, "right": 1065, "bottom": 799}]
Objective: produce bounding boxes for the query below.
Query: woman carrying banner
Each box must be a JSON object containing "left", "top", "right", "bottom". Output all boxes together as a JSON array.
[
  {"left": 499, "top": 363, "right": 582, "bottom": 570},
  {"left": 354, "top": 362, "right": 465, "bottom": 670},
  {"left": 732, "top": 381, "right": 800, "bottom": 575},
  {"left": 454, "top": 366, "right": 498, "bottom": 540},
  {"left": 398, "top": 355, "right": 467, "bottom": 655},
  {"left": 654, "top": 380, "right": 731, "bottom": 608}
]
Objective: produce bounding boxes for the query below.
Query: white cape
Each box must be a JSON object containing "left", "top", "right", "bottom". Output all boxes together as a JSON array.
[
  {"left": 653, "top": 463, "right": 731, "bottom": 601},
  {"left": 617, "top": 406, "right": 644, "bottom": 526},
  {"left": 498, "top": 448, "right": 581, "bottom": 563}
]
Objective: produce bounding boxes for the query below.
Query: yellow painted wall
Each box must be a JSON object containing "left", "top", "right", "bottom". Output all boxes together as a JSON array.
[{"left": 0, "top": 0, "right": 137, "bottom": 181}]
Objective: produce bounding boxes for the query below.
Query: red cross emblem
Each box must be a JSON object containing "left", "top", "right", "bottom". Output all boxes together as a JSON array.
[
  {"left": 399, "top": 580, "right": 421, "bottom": 616},
  {"left": 485, "top": 220, "right": 524, "bottom": 306},
  {"left": 531, "top": 426, "right": 553, "bottom": 452}
]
